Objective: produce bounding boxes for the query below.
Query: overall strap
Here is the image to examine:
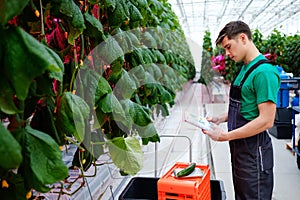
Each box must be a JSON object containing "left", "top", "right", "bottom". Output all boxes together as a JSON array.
[{"left": 239, "top": 59, "right": 272, "bottom": 86}]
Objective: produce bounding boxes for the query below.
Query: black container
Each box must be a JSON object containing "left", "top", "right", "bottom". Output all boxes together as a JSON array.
[
  {"left": 211, "top": 179, "right": 226, "bottom": 200},
  {"left": 268, "top": 123, "right": 292, "bottom": 139},
  {"left": 118, "top": 177, "right": 226, "bottom": 200},
  {"left": 268, "top": 107, "right": 293, "bottom": 139},
  {"left": 119, "top": 177, "right": 158, "bottom": 200},
  {"left": 274, "top": 107, "right": 292, "bottom": 123}
]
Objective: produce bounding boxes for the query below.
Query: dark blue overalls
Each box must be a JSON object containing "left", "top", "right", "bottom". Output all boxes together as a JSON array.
[{"left": 228, "top": 60, "right": 274, "bottom": 200}]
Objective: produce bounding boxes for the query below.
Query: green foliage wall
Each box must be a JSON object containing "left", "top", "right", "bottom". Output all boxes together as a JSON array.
[
  {"left": 198, "top": 30, "right": 213, "bottom": 85},
  {"left": 0, "top": 0, "right": 196, "bottom": 198},
  {"left": 253, "top": 28, "right": 300, "bottom": 76}
]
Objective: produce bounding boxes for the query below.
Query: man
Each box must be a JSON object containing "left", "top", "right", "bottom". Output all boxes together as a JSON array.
[{"left": 203, "top": 21, "right": 280, "bottom": 199}]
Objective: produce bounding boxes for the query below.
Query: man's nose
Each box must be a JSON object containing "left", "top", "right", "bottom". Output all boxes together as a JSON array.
[{"left": 225, "top": 50, "right": 230, "bottom": 57}]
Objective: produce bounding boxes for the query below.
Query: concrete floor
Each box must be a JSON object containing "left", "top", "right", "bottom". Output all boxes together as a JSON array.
[{"left": 109, "top": 78, "right": 300, "bottom": 200}]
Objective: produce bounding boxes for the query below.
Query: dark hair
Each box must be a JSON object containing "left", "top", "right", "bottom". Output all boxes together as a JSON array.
[{"left": 215, "top": 21, "right": 252, "bottom": 45}]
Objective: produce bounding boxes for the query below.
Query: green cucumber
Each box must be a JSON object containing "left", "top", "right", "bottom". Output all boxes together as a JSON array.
[{"left": 176, "top": 162, "right": 196, "bottom": 177}]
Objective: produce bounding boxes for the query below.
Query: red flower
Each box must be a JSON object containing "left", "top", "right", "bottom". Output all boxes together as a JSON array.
[{"left": 263, "top": 53, "right": 277, "bottom": 62}]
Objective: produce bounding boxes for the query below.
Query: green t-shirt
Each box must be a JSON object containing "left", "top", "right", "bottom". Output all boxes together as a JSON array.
[{"left": 233, "top": 54, "right": 280, "bottom": 120}]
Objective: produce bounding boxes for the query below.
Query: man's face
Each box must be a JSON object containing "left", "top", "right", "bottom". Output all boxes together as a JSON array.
[{"left": 221, "top": 35, "right": 244, "bottom": 62}]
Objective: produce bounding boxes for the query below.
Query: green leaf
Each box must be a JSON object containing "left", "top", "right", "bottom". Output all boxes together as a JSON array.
[
  {"left": 0, "top": 0, "right": 29, "bottom": 26},
  {"left": 82, "top": 70, "right": 112, "bottom": 106},
  {"left": 144, "top": 71, "right": 157, "bottom": 84},
  {"left": 96, "top": 35, "right": 124, "bottom": 64},
  {"left": 120, "top": 99, "right": 151, "bottom": 126},
  {"left": 157, "top": 85, "right": 173, "bottom": 103},
  {"left": 83, "top": 12, "right": 104, "bottom": 42},
  {"left": 114, "top": 69, "right": 137, "bottom": 99},
  {"left": 131, "top": 48, "right": 145, "bottom": 65},
  {"left": 143, "top": 64, "right": 154, "bottom": 78},
  {"left": 141, "top": 133, "right": 160, "bottom": 145},
  {"left": 125, "top": 31, "right": 140, "bottom": 48},
  {"left": 2, "top": 27, "right": 63, "bottom": 101},
  {"left": 127, "top": 1, "right": 143, "bottom": 22},
  {"left": 107, "top": 136, "right": 143, "bottom": 175},
  {"left": 131, "top": 64, "right": 146, "bottom": 82},
  {"left": 0, "top": 76, "right": 21, "bottom": 114},
  {"left": 23, "top": 125, "right": 68, "bottom": 192},
  {"left": 56, "top": 92, "right": 90, "bottom": 142},
  {"left": 129, "top": 0, "right": 148, "bottom": 9},
  {"left": 149, "top": 0, "right": 164, "bottom": 15},
  {"left": 97, "top": 93, "right": 123, "bottom": 114},
  {"left": 0, "top": 123, "right": 22, "bottom": 169},
  {"left": 44, "top": 47, "right": 64, "bottom": 83},
  {"left": 135, "top": 122, "right": 158, "bottom": 139},
  {"left": 108, "top": 57, "right": 124, "bottom": 83},
  {"left": 142, "top": 31, "right": 157, "bottom": 48},
  {"left": 84, "top": 12, "right": 103, "bottom": 31},
  {"left": 152, "top": 49, "right": 166, "bottom": 63},
  {"left": 57, "top": 0, "right": 86, "bottom": 44},
  {"left": 93, "top": 106, "right": 105, "bottom": 129},
  {"left": 107, "top": 0, "right": 129, "bottom": 27},
  {"left": 145, "top": 83, "right": 173, "bottom": 104},
  {"left": 96, "top": 92, "right": 129, "bottom": 128},
  {"left": 102, "top": 0, "right": 117, "bottom": 10},
  {"left": 111, "top": 28, "right": 130, "bottom": 52},
  {"left": 135, "top": 122, "right": 160, "bottom": 145},
  {"left": 151, "top": 63, "right": 163, "bottom": 80},
  {"left": 140, "top": 48, "right": 153, "bottom": 64}
]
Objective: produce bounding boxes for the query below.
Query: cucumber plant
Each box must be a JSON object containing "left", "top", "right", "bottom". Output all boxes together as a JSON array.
[{"left": 0, "top": 0, "right": 195, "bottom": 198}]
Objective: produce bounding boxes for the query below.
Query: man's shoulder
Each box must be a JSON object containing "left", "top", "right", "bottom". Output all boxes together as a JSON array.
[
  {"left": 255, "top": 60, "right": 279, "bottom": 73},
  {"left": 253, "top": 65, "right": 280, "bottom": 84}
]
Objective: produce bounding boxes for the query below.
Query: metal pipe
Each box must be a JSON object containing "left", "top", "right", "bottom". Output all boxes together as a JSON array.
[{"left": 154, "top": 134, "right": 193, "bottom": 177}]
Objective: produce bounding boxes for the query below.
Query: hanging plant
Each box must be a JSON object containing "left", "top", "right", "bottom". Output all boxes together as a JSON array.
[
  {"left": 280, "top": 34, "right": 300, "bottom": 76},
  {"left": 253, "top": 28, "right": 300, "bottom": 76},
  {"left": 198, "top": 30, "right": 214, "bottom": 85}
]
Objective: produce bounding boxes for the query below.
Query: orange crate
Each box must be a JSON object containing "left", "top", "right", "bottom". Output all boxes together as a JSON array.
[{"left": 157, "top": 162, "right": 210, "bottom": 200}]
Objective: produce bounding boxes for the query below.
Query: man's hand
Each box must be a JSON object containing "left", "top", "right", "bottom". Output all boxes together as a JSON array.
[
  {"left": 206, "top": 116, "right": 222, "bottom": 125},
  {"left": 202, "top": 124, "right": 226, "bottom": 141},
  {"left": 206, "top": 112, "right": 228, "bottom": 125}
]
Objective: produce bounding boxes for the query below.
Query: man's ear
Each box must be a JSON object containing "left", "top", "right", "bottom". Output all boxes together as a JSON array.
[{"left": 239, "top": 33, "right": 247, "bottom": 44}]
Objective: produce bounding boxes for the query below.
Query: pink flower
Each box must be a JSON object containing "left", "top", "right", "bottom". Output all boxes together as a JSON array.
[
  {"left": 211, "top": 54, "right": 226, "bottom": 72},
  {"left": 212, "top": 64, "right": 225, "bottom": 71}
]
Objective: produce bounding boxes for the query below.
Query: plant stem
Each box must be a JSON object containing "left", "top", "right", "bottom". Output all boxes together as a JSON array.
[
  {"left": 80, "top": 34, "right": 85, "bottom": 61},
  {"left": 65, "top": 137, "right": 84, "bottom": 150},
  {"left": 39, "top": 0, "right": 45, "bottom": 36},
  {"left": 69, "top": 41, "right": 79, "bottom": 92}
]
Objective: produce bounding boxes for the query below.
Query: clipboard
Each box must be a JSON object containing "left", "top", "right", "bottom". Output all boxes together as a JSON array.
[{"left": 184, "top": 112, "right": 214, "bottom": 131}]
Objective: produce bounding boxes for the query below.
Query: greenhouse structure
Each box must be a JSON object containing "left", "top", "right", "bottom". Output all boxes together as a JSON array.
[{"left": 1, "top": 0, "right": 300, "bottom": 199}]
